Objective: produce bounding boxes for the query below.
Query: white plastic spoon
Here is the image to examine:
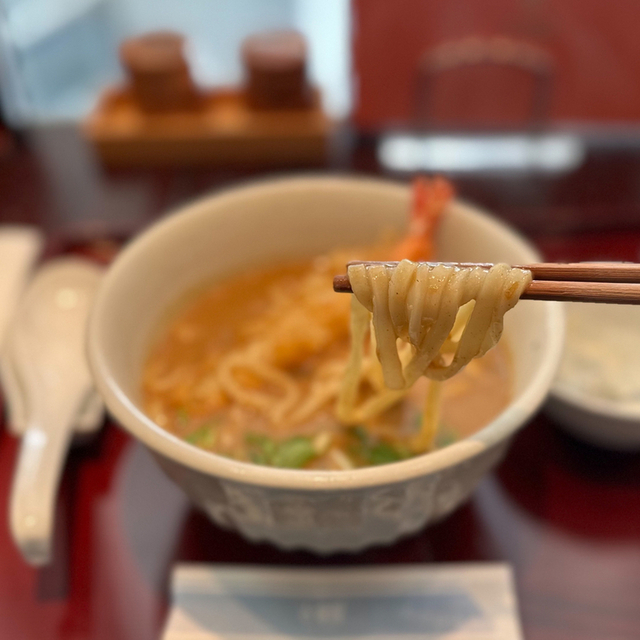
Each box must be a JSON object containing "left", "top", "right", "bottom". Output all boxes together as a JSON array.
[
  {"left": 2, "top": 346, "right": 104, "bottom": 436},
  {"left": 0, "top": 226, "right": 43, "bottom": 432},
  {"left": 8, "top": 257, "right": 103, "bottom": 565},
  {"left": 0, "top": 226, "right": 43, "bottom": 344}
]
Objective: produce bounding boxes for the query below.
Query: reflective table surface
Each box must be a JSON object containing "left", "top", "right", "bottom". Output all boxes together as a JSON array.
[{"left": 1, "top": 126, "right": 640, "bottom": 640}]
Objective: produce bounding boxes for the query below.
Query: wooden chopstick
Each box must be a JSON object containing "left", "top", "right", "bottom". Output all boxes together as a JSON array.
[
  {"left": 345, "top": 261, "right": 640, "bottom": 281},
  {"left": 332, "top": 261, "right": 640, "bottom": 304}
]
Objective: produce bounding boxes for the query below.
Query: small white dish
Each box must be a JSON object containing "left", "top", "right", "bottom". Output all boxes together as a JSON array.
[{"left": 547, "top": 302, "right": 640, "bottom": 450}]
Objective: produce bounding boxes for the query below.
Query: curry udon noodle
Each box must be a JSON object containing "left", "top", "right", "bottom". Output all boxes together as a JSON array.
[{"left": 143, "top": 178, "right": 532, "bottom": 470}]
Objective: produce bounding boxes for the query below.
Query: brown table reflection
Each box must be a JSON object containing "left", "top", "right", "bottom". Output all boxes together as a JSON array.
[{"left": 1, "top": 125, "right": 640, "bottom": 640}]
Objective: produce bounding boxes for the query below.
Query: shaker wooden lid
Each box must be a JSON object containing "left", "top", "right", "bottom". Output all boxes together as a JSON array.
[
  {"left": 120, "top": 32, "right": 187, "bottom": 74},
  {"left": 241, "top": 30, "right": 307, "bottom": 71}
]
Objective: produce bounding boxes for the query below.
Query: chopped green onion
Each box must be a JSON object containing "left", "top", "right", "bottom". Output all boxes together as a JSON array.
[
  {"left": 245, "top": 433, "right": 317, "bottom": 469},
  {"left": 249, "top": 450, "right": 268, "bottom": 465},
  {"left": 246, "top": 433, "right": 277, "bottom": 465},
  {"left": 185, "top": 419, "right": 220, "bottom": 448},
  {"left": 271, "top": 436, "right": 317, "bottom": 469},
  {"left": 368, "top": 443, "right": 406, "bottom": 465},
  {"left": 345, "top": 425, "right": 412, "bottom": 466},
  {"left": 349, "top": 425, "right": 370, "bottom": 444}
]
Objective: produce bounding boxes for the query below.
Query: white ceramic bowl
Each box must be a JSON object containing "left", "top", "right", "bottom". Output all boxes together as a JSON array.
[
  {"left": 87, "top": 176, "right": 564, "bottom": 553},
  {"left": 547, "top": 303, "right": 640, "bottom": 450},
  {"left": 547, "top": 389, "right": 640, "bottom": 450}
]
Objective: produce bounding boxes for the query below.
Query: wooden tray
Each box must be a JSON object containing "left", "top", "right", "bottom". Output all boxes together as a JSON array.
[{"left": 83, "top": 87, "right": 333, "bottom": 167}]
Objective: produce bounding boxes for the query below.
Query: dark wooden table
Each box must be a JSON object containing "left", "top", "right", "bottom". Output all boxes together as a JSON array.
[{"left": 1, "top": 125, "right": 640, "bottom": 640}]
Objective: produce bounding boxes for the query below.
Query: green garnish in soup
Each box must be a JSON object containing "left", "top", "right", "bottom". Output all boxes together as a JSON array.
[
  {"left": 143, "top": 257, "right": 513, "bottom": 470},
  {"left": 142, "top": 178, "right": 515, "bottom": 470}
]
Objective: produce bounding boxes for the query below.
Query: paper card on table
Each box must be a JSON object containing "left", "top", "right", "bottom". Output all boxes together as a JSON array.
[{"left": 162, "top": 563, "right": 523, "bottom": 640}]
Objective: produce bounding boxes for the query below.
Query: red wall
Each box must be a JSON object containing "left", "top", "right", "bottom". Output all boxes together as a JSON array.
[{"left": 352, "top": 0, "right": 640, "bottom": 130}]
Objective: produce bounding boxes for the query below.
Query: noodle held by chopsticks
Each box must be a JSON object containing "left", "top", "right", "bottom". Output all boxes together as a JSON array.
[{"left": 338, "top": 261, "right": 531, "bottom": 429}]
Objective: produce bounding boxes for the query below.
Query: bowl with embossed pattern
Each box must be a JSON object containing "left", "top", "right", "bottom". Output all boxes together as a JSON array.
[{"left": 88, "top": 176, "right": 564, "bottom": 552}]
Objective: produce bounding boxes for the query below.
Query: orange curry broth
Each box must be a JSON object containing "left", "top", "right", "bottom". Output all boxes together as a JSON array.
[{"left": 142, "top": 259, "right": 512, "bottom": 470}]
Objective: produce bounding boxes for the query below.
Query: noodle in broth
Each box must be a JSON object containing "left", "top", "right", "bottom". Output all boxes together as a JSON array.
[
  {"left": 143, "top": 254, "right": 515, "bottom": 470},
  {"left": 142, "top": 177, "right": 524, "bottom": 470}
]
